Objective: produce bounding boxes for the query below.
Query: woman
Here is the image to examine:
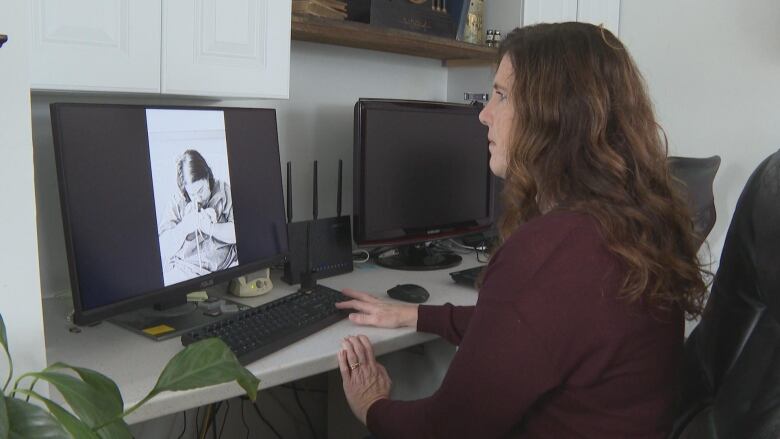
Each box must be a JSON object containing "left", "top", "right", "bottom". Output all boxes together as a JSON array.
[
  {"left": 159, "top": 149, "right": 237, "bottom": 285},
  {"left": 335, "top": 22, "right": 708, "bottom": 438}
]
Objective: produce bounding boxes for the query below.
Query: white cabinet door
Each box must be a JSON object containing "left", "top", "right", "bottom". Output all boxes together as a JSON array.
[
  {"left": 29, "top": 0, "right": 161, "bottom": 93},
  {"left": 523, "top": 0, "right": 578, "bottom": 26},
  {"left": 0, "top": 0, "right": 48, "bottom": 379},
  {"left": 577, "top": 0, "right": 621, "bottom": 36},
  {"left": 162, "top": 0, "right": 291, "bottom": 98}
]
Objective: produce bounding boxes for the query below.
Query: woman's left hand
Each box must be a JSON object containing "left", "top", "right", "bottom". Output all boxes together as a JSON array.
[{"left": 337, "top": 335, "right": 391, "bottom": 425}]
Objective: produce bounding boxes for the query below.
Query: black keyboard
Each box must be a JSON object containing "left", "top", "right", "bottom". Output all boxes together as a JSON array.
[
  {"left": 181, "top": 285, "right": 350, "bottom": 365},
  {"left": 449, "top": 266, "right": 485, "bottom": 288}
]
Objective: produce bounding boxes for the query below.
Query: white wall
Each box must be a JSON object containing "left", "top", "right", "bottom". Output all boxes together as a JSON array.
[
  {"left": 0, "top": 0, "right": 48, "bottom": 383},
  {"left": 620, "top": 0, "right": 780, "bottom": 267},
  {"left": 445, "top": 0, "right": 520, "bottom": 103},
  {"left": 32, "top": 41, "right": 448, "bottom": 297}
]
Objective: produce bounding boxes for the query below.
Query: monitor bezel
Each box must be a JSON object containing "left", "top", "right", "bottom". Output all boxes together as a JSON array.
[
  {"left": 50, "top": 102, "right": 289, "bottom": 326},
  {"left": 352, "top": 98, "right": 495, "bottom": 247}
]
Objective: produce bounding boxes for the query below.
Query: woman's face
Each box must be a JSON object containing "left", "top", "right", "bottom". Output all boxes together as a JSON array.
[
  {"left": 479, "top": 55, "right": 516, "bottom": 179},
  {"left": 185, "top": 178, "right": 211, "bottom": 205}
]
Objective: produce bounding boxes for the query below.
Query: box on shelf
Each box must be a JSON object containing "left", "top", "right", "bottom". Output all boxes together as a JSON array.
[
  {"left": 347, "top": 0, "right": 460, "bottom": 38},
  {"left": 294, "top": 0, "right": 347, "bottom": 20}
]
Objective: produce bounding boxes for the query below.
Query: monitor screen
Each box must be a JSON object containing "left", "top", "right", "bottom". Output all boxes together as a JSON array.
[
  {"left": 51, "top": 104, "right": 288, "bottom": 326},
  {"left": 353, "top": 99, "right": 493, "bottom": 249}
]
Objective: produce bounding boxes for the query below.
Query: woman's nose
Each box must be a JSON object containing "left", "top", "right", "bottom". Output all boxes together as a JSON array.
[{"left": 478, "top": 105, "right": 490, "bottom": 127}]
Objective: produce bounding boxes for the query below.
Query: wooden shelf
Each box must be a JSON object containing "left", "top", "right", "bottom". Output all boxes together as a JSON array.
[{"left": 291, "top": 14, "right": 497, "bottom": 65}]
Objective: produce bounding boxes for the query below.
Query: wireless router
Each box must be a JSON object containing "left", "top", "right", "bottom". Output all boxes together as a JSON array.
[{"left": 282, "top": 160, "right": 354, "bottom": 285}]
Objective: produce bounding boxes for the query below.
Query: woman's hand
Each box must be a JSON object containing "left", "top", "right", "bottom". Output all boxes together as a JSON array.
[
  {"left": 338, "top": 335, "right": 391, "bottom": 425},
  {"left": 197, "top": 207, "right": 217, "bottom": 227},
  {"left": 336, "top": 288, "right": 419, "bottom": 329}
]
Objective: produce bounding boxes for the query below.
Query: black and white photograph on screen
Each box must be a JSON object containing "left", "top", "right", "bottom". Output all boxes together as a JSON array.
[{"left": 147, "top": 109, "right": 239, "bottom": 286}]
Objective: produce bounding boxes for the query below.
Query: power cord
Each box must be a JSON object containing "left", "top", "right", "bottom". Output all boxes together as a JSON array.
[
  {"left": 240, "top": 399, "right": 251, "bottom": 439},
  {"left": 212, "top": 402, "right": 219, "bottom": 439},
  {"left": 198, "top": 402, "right": 220, "bottom": 439},
  {"left": 352, "top": 249, "right": 370, "bottom": 263},
  {"left": 446, "top": 238, "right": 487, "bottom": 253},
  {"left": 476, "top": 247, "right": 490, "bottom": 263},
  {"left": 195, "top": 406, "right": 202, "bottom": 438},
  {"left": 369, "top": 246, "right": 392, "bottom": 259},
  {"left": 251, "top": 398, "right": 284, "bottom": 439},
  {"left": 432, "top": 240, "right": 473, "bottom": 255},
  {"left": 176, "top": 410, "right": 187, "bottom": 439},
  {"left": 445, "top": 238, "right": 492, "bottom": 263},
  {"left": 290, "top": 383, "right": 318, "bottom": 439},
  {"left": 218, "top": 400, "right": 230, "bottom": 438}
]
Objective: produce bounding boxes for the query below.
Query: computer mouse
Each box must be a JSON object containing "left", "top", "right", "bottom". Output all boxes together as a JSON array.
[{"left": 387, "top": 284, "right": 430, "bottom": 304}]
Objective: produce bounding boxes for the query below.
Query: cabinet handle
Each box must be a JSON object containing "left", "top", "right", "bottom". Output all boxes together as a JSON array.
[{"left": 0, "top": 34, "right": 7, "bottom": 49}]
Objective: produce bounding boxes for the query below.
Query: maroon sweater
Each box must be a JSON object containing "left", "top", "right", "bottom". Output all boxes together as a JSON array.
[{"left": 367, "top": 210, "right": 683, "bottom": 438}]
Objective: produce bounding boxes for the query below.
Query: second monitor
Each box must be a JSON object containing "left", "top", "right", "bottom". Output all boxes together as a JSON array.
[{"left": 353, "top": 99, "right": 494, "bottom": 270}]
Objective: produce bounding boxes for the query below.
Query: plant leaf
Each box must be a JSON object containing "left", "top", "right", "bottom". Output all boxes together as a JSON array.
[
  {"left": 0, "top": 314, "right": 11, "bottom": 391},
  {"left": 0, "top": 314, "right": 8, "bottom": 357},
  {"left": 149, "top": 338, "right": 258, "bottom": 401},
  {"left": 47, "top": 362, "right": 123, "bottom": 415},
  {"left": 26, "top": 372, "right": 119, "bottom": 427},
  {"left": 26, "top": 371, "right": 133, "bottom": 439},
  {"left": 6, "top": 397, "right": 71, "bottom": 439},
  {"left": 93, "top": 418, "right": 133, "bottom": 439},
  {"left": 36, "top": 395, "right": 100, "bottom": 439},
  {"left": 0, "top": 394, "right": 9, "bottom": 439},
  {"left": 40, "top": 364, "right": 131, "bottom": 438}
]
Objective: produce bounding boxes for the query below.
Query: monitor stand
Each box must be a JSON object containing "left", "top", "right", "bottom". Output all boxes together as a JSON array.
[
  {"left": 376, "top": 243, "right": 462, "bottom": 271},
  {"left": 108, "top": 295, "right": 251, "bottom": 341}
]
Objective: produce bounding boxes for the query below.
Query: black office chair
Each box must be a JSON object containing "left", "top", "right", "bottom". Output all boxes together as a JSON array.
[
  {"left": 668, "top": 156, "right": 721, "bottom": 249},
  {"left": 669, "top": 150, "right": 780, "bottom": 438}
]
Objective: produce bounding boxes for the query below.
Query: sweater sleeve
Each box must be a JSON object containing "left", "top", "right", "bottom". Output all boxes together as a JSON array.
[
  {"left": 414, "top": 244, "right": 511, "bottom": 345},
  {"left": 367, "top": 296, "right": 558, "bottom": 438},
  {"left": 415, "top": 304, "right": 475, "bottom": 345}
]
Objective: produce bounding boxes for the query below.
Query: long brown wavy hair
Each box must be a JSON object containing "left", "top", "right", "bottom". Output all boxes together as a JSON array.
[{"left": 496, "top": 22, "right": 708, "bottom": 319}]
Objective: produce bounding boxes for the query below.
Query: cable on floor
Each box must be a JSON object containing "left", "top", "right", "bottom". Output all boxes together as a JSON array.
[
  {"left": 176, "top": 410, "right": 187, "bottom": 439},
  {"left": 252, "top": 399, "right": 284, "bottom": 439},
  {"left": 218, "top": 400, "right": 230, "bottom": 438},
  {"left": 240, "top": 399, "right": 251, "bottom": 439},
  {"left": 290, "top": 383, "right": 318, "bottom": 439}
]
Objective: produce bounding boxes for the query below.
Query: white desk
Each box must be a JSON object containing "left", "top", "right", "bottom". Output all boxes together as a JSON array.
[{"left": 42, "top": 254, "right": 483, "bottom": 424}]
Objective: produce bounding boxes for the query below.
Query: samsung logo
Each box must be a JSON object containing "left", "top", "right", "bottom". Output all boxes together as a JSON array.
[{"left": 427, "top": 229, "right": 441, "bottom": 235}]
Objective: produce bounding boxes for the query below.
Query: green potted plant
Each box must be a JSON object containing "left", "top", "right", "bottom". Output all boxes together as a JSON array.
[{"left": 0, "top": 314, "right": 258, "bottom": 438}]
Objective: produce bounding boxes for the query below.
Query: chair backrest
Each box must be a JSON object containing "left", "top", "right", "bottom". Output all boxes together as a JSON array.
[
  {"left": 670, "top": 150, "right": 780, "bottom": 439},
  {"left": 668, "top": 156, "right": 721, "bottom": 249}
]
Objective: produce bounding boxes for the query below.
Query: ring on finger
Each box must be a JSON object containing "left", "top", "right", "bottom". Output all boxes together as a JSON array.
[{"left": 347, "top": 337, "right": 368, "bottom": 366}]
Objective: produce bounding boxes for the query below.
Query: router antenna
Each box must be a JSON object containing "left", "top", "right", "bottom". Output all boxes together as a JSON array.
[
  {"left": 312, "top": 160, "right": 319, "bottom": 221},
  {"left": 298, "top": 220, "right": 315, "bottom": 292},
  {"left": 286, "top": 161, "right": 293, "bottom": 223},
  {"left": 337, "top": 159, "right": 343, "bottom": 218}
]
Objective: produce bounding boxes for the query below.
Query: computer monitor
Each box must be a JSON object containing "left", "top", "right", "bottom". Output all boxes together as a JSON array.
[
  {"left": 51, "top": 103, "right": 288, "bottom": 338},
  {"left": 353, "top": 99, "right": 494, "bottom": 270}
]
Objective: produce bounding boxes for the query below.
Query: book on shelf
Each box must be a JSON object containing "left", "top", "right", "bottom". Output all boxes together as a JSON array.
[
  {"left": 293, "top": 0, "right": 347, "bottom": 19},
  {"left": 447, "top": 0, "right": 470, "bottom": 41}
]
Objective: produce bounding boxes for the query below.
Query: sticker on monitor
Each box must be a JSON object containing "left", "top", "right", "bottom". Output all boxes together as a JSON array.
[{"left": 147, "top": 109, "right": 239, "bottom": 286}]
